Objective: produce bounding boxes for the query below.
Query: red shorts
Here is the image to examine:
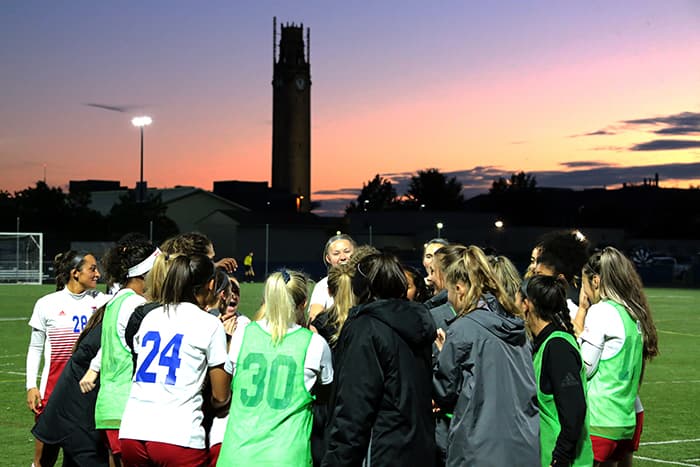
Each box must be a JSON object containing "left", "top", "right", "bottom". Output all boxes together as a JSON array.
[
  {"left": 632, "top": 410, "right": 645, "bottom": 451},
  {"left": 209, "top": 443, "right": 221, "bottom": 467},
  {"left": 103, "top": 429, "right": 122, "bottom": 455},
  {"left": 591, "top": 436, "right": 635, "bottom": 462},
  {"left": 120, "top": 439, "right": 208, "bottom": 467}
]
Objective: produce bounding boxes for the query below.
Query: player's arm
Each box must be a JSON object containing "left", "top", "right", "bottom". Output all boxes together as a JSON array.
[{"left": 26, "top": 328, "right": 45, "bottom": 413}]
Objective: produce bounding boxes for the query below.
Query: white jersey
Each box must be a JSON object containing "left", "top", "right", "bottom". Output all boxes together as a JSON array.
[
  {"left": 118, "top": 302, "right": 228, "bottom": 449},
  {"left": 309, "top": 276, "right": 334, "bottom": 310},
  {"left": 26, "top": 288, "right": 105, "bottom": 399},
  {"left": 578, "top": 300, "right": 626, "bottom": 378}
]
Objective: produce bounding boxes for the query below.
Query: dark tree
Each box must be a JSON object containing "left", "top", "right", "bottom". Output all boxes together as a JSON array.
[
  {"left": 490, "top": 171, "right": 537, "bottom": 194},
  {"left": 346, "top": 174, "right": 398, "bottom": 213},
  {"left": 404, "top": 168, "right": 464, "bottom": 210},
  {"left": 107, "top": 191, "right": 178, "bottom": 243}
]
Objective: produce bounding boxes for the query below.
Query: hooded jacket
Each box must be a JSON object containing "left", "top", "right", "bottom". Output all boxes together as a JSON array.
[
  {"left": 322, "top": 299, "right": 437, "bottom": 467},
  {"left": 433, "top": 294, "right": 540, "bottom": 467}
]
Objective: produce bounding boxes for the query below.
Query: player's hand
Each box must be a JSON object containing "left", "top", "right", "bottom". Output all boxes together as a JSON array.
[
  {"left": 434, "top": 328, "right": 446, "bottom": 352},
  {"left": 215, "top": 257, "right": 238, "bottom": 273},
  {"left": 79, "top": 369, "right": 98, "bottom": 393},
  {"left": 222, "top": 314, "right": 238, "bottom": 336},
  {"left": 27, "top": 387, "right": 42, "bottom": 414}
]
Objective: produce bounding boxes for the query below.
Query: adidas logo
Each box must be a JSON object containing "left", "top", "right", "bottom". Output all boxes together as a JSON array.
[
  {"left": 58, "top": 311, "right": 66, "bottom": 316},
  {"left": 561, "top": 372, "right": 579, "bottom": 388}
]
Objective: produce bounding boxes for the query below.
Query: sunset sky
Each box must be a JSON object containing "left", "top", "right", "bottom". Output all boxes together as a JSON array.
[{"left": 2, "top": 1, "right": 699, "bottom": 214}]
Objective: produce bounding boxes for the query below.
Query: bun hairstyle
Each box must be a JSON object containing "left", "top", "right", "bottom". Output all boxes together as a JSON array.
[
  {"left": 160, "top": 254, "right": 215, "bottom": 309},
  {"left": 102, "top": 233, "right": 155, "bottom": 290},
  {"left": 352, "top": 252, "right": 408, "bottom": 304},
  {"left": 521, "top": 274, "right": 574, "bottom": 335},
  {"left": 443, "top": 245, "right": 521, "bottom": 318},
  {"left": 54, "top": 250, "right": 92, "bottom": 291},
  {"left": 263, "top": 269, "right": 309, "bottom": 345}
]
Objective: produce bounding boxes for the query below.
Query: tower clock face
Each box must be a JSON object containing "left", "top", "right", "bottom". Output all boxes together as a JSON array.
[{"left": 295, "top": 77, "right": 306, "bottom": 91}]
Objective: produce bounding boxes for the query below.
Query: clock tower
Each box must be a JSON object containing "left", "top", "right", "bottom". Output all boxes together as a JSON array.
[{"left": 271, "top": 18, "right": 311, "bottom": 212}]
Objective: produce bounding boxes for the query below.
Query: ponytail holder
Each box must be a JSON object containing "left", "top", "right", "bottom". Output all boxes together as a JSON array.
[{"left": 278, "top": 268, "right": 291, "bottom": 283}]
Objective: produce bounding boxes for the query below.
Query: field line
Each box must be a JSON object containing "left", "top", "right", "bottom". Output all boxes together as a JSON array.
[
  {"left": 658, "top": 329, "right": 700, "bottom": 338},
  {"left": 641, "top": 438, "right": 700, "bottom": 446},
  {"left": 0, "top": 371, "right": 25, "bottom": 376},
  {"left": 635, "top": 456, "right": 698, "bottom": 466},
  {"left": 0, "top": 354, "right": 22, "bottom": 359},
  {"left": 645, "top": 380, "right": 700, "bottom": 385},
  {"left": 0, "top": 317, "right": 27, "bottom": 321}
]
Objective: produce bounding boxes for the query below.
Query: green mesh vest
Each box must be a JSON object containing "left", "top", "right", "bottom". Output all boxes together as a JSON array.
[
  {"left": 218, "top": 322, "right": 314, "bottom": 467},
  {"left": 588, "top": 300, "right": 643, "bottom": 440},
  {"left": 95, "top": 290, "right": 137, "bottom": 429},
  {"left": 533, "top": 330, "right": 593, "bottom": 467}
]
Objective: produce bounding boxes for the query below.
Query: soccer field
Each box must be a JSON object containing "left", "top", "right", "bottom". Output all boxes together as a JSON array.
[{"left": 0, "top": 285, "right": 698, "bottom": 466}]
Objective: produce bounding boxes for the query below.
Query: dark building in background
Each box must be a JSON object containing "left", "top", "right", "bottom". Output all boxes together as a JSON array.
[
  {"left": 271, "top": 18, "right": 311, "bottom": 213},
  {"left": 69, "top": 180, "right": 124, "bottom": 193}
]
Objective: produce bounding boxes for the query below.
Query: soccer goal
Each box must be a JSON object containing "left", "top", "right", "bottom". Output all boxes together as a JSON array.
[{"left": 0, "top": 232, "right": 43, "bottom": 284}]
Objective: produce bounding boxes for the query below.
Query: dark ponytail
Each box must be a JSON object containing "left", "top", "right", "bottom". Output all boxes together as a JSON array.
[
  {"left": 523, "top": 274, "right": 575, "bottom": 335},
  {"left": 54, "top": 250, "right": 90, "bottom": 291}
]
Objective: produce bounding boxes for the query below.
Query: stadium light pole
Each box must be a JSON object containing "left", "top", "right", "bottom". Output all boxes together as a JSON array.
[
  {"left": 131, "top": 116, "right": 152, "bottom": 203},
  {"left": 436, "top": 222, "right": 444, "bottom": 239}
]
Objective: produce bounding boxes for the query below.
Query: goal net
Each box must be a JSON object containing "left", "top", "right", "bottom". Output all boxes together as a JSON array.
[{"left": 0, "top": 232, "right": 43, "bottom": 284}]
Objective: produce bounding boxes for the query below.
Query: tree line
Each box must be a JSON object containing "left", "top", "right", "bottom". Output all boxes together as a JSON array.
[
  {"left": 0, "top": 182, "right": 178, "bottom": 255},
  {"left": 345, "top": 169, "right": 537, "bottom": 213}
]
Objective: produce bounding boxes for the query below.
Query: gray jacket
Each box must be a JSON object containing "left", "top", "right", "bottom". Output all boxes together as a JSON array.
[{"left": 433, "top": 294, "right": 540, "bottom": 467}]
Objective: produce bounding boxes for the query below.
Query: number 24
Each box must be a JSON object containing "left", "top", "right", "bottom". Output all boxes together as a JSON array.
[{"left": 134, "top": 331, "right": 183, "bottom": 385}]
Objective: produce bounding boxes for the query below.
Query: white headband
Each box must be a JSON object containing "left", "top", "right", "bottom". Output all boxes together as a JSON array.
[{"left": 127, "top": 248, "right": 161, "bottom": 278}]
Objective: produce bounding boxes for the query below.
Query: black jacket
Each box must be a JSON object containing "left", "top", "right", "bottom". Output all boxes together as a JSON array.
[{"left": 322, "top": 299, "right": 437, "bottom": 467}]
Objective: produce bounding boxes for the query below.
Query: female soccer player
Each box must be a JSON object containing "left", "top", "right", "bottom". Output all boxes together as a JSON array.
[
  {"left": 78, "top": 235, "right": 158, "bottom": 466},
  {"left": 520, "top": 274, "right": 593, "bottom": 467},
  {"left": 308, "top": 234, "right": 355, "bottom": 321},
  {"left": 432, "top": 245, "right": 539, "bottom": 466},
  {"left": 322, "top": 253, "right": 435, "bottom": 466},
  {"left": 218, "top": 269, "right": 333, "bottom": 466},
  {"left": 32, "top": 236, "right": 156, "bottom": 466},
  {"left": 26, "top": 250, "right": 105, "bottom": 466},
  {"left": 118, "top": 255, "right": 230, "bottom": 466},
  {"left": 578, "top": 247, "right": 658, "bottom": 466}
]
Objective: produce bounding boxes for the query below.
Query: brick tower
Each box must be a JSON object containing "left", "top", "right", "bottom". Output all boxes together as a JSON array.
[{"left": 271, "top": 18, "right": 311, "bottom": 212}]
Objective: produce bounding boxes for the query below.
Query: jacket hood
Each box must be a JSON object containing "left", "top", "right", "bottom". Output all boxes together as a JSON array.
[
  {"left": 352, "top": 299, "right": 437, "bottom": 347},
  {"left": 469, "top": 293, "right": 527, "bottom": 346}
]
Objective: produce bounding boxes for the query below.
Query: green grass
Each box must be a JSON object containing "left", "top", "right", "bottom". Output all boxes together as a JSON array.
[{"left": 0, "top": 285, "right": 698, "bottom": 466}]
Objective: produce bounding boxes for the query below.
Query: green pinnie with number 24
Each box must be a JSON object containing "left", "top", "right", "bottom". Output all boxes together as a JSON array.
[{"left": 217, "top": 322, "right": 314, "bottom": 466}]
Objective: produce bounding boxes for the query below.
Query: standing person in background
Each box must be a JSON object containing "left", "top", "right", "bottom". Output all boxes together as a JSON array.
[
  {"left": 403, "top": 264, "right": 431, "bottom": 303},
  {"left": 433, "top": 245, "right": 539, "bottom": 467},
  {"left": 25, "top": 250, "right": 105, "bottom": 467},
  {"left": 243, "top": 251, "right": 255, "bottom": 282},
  {"left": 218, "top": 269, "right": 333, "bottom": 467},
  {"left": 423, "top": 238, "right": 449, "bottom": 294},
  {"left": 119, "top": 255, "right": 230, "bottom": 466},
  {"left": 578, "top": 247, "right": 658, "bottom": 467},
  {"left": 534, "top": 229, "right": 591, "bottom": 324},
  {"left": 322, "top": 253, "right": 436, "bottom": 467},
  {"left": 520, "top": 275, "right": 593, "bottom": 467},
  {"left": 308, "top": 234, "right": 356, "bottom": 321}
]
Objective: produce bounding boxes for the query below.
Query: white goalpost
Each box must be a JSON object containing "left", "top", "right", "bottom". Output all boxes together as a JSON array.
[{"left": 0, "top": 232, "right": 43, "bottom": 284}]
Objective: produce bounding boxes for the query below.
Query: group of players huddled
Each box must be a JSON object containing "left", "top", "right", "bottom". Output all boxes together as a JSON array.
[{"left": 25, "top": 229, "right": 657, "bottom": 467}]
